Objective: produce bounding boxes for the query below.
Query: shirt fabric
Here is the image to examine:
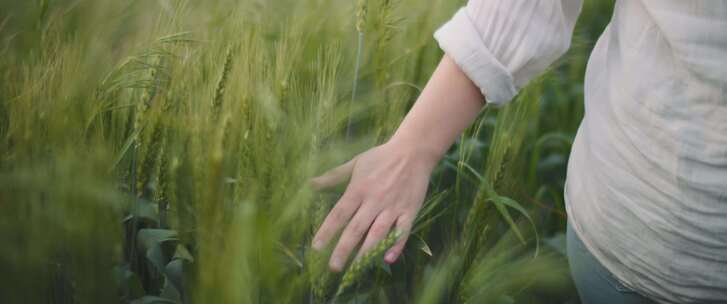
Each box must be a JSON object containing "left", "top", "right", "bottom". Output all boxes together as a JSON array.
[{"left": 434, "top": 1, "right": 727, "bottom": 303}]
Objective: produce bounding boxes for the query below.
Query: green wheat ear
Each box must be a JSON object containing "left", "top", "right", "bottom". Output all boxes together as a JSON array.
[
  {"left": 355, "top": 0, "right": 367, "bottom": 33},
  {"left": 212, "top": 46, "right": 234, "bottom": 121},
  {"left": 335, "top": 229, "right": 403, "bottom": 298}
]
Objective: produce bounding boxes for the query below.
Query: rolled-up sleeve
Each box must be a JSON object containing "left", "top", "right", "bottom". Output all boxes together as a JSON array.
[{"left": 434, "top": 0, "right": 583, "bottom": 106}]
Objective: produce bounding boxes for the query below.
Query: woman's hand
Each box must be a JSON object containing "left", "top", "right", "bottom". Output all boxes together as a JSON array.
[
  {"left": 309, "top": 55, "right": 485, "bottom": 272},
  {"left": 310, "top": 139, "right": 438, "bottom": 272}
]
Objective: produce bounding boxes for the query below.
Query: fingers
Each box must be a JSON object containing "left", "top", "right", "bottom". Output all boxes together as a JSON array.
[
  {"left": 309, "top": 156, "right": 358, "bottom": 190},
  {"left": 312, "top": 189, "right": 361, "bottom": 251},
  {"left": 384, "top": 213, "right": 414, "bottom": 264},
  {"left": 354, "top": 211, "right": 396, "bottom": 261},
  {"left": 329, "top": 205, "right": 380, "bottom": 272}
]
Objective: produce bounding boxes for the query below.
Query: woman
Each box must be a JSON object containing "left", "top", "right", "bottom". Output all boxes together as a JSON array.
[{"left": 310, "top": 1, "right": 727, "bottom": 303}]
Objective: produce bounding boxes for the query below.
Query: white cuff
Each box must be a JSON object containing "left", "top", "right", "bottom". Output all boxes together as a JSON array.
[{"left": 434, "top": 8, "right": 518, "bottom": 107}]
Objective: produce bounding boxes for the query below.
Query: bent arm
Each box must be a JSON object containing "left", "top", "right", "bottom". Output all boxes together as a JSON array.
[{"left": 393, "top": 0, "right": 584, "bottom": 160}]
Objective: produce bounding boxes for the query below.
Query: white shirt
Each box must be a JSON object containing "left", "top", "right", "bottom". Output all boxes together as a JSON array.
[{"left": 435, "top": 1, "right": 727, "bottom": 303}]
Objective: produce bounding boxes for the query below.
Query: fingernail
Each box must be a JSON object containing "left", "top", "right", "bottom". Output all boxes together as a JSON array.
[
  {"left": 385, "top": 252, "right": 396, "bottom": 263},
  {"left": 312, "top": 240, "right": 322, "bottom": 251},
  {"left": 330, "top": 257, "right": 342, "bottom": 271}
]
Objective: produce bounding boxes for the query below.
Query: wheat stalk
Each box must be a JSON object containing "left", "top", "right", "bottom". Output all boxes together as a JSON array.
[
  {"left": 335, "top": 229, "right": 402, "bottom": 298},
  {"left": 212, "top": 46, "right": 233, "bottom": 121},
  {"left": 307, "top": 195, "right": 334, "bottom": 301},
  {"left": 493, "top": 144, "right": 511, "bottom": 190},
  {"left": 346, "top": 0, "right": 367, "bottom": 139},
  {"left": 136, "top": 118, "right": 164, "bottom": 198},
  {"left": 133, "top": 55, "right": 165, "bottom": 197},
  {"left": 154, "top": 126, "right": 171, "bottom": 227}
]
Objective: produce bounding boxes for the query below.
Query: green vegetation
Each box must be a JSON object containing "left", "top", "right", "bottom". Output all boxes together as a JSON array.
[{"left": 0, "top": 0, "right": 613, "bottom": 303}]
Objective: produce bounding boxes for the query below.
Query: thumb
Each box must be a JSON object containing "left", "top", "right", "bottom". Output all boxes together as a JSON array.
[{"left": 309, "top": 156, "right": 358, "bottom": 190}]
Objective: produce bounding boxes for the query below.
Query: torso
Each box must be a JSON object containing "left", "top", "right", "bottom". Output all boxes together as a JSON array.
[{"left": 566, "top": 1, "right": 727, "bottom": 303}]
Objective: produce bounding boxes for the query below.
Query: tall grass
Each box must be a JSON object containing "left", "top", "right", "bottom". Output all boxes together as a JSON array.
[{"left": 0, "top": 0, "right": 613, "bottom": 303}]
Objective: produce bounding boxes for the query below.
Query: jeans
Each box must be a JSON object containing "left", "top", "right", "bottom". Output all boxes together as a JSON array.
[{"left": 567, "top": 223, "right": 657, "bottom": 304}]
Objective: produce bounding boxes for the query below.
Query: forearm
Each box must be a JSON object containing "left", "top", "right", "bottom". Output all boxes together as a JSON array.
[{"left": 389, "top": 54, "right": 485, "bottom": 166}]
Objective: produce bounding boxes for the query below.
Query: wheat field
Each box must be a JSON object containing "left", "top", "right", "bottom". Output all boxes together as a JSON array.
[{"left": 0, "top": 0, "right": 613, "bottom": 303}]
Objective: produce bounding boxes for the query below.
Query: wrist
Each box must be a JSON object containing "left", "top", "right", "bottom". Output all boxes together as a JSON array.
[{"left": 385, "top": 133, "right": 444, "bottom": 171}]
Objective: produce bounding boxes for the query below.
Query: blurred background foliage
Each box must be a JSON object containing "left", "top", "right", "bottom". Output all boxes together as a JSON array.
[{"left": 0, "top": 0, "right": 613, "bottom": 303}]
